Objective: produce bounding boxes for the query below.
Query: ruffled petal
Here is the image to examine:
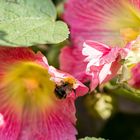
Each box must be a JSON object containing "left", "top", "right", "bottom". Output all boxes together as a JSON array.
[
  {"left": 99, "top": 63, "right": 112, "bottom": 84},
  {"left": 83, "top": 41, "right": 110, "bottom": 66},
  {"left": 59, "top": 46, "right": 91, "bottom": 83},
  {"left": 82, "top": 40, "right": 130, "bottom": 90}
]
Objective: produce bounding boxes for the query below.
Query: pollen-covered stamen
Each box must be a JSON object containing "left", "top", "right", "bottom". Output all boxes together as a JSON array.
[
  {"left": 63, "top": 77, "right": 76, "bottom": 85},
  {"left": 2, "top": 61, "right": 56, "bottom": 113}
]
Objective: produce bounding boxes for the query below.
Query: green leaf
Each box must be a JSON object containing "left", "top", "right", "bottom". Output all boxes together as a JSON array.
[
  {"left": 105, "top": 83, "right": 140, "bottom": 102},
  {"left": 79, "top": 137, "right": 107, "bottom": 140},
  {"left": 0, "top": 0, "right": 69, "bottom": 47}
]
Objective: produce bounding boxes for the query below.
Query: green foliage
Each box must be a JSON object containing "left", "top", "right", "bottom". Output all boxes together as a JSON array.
[
  {"left": 79, "top": 137, "right": 107, "bottom": 140},
  {"left": 0, "top": 0, "right": 69, "bottom": 47},
  {"left": 105, "top": 83, "right": 140, "bottom": 102}
]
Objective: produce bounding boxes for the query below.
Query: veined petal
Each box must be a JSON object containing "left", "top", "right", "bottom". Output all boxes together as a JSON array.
[
  {"left": 130, "top": 0, "right": 140, "bottom": 8},
  {"left": 18, "top": 99, "right": 77, "bottom": 140},
  {"left": 64, "top": 0, "right": 140, "bottom": 46},
  {"left": 0, "top": 109, "right": 21, "bottom": 140}
]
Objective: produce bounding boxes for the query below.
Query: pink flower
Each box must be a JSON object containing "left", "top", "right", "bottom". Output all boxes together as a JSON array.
[
  {"left": 64, "top": 0, "right": 140, "bottom": 46},
  {"left": 82, "top": 41, "right": 129, "bottom": 90},
  {"left": 0, "top": 47, "right": 88, "bottom": 140},
  {"left": 129, "top": 63, "right": 140, "bottom": 89},
  {"left": 60, "top": 41, "right": 130, "bottom": 91}
]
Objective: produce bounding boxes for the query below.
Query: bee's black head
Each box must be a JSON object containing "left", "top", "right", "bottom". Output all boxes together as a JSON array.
[{"left": 54, "top": 86, "right": 67, "bottom": 99}]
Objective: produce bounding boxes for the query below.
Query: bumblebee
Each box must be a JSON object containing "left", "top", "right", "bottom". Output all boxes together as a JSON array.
[{"left": 54, "top": 77, "right": 76, "bottom": 99}]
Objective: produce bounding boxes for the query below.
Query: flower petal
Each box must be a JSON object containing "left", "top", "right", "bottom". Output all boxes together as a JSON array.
[
  {"left": 0, "top": 110, "right": 21, "bottom": 140},
  {"left": 59, "top": 46, "right": 91, "bottom": 83},
  {"left": 99, "top": 63, "right": 112, "bottom": 84},
  {"left": 18, "top": 99, "right": 77, "bottom": 140},
  {"left": 83, "top": 41, "right": 110, "bottom": 66},
  {"left": 83, "top": 41, "right": 105, "bottom": 62}
]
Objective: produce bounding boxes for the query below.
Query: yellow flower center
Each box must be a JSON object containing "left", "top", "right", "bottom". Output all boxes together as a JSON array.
[
  {"left": 2, "top": 61, "right": 56, "bottom": 113},
  {"left": 120, "top": 28, "right": 140, "bottom": 43}
]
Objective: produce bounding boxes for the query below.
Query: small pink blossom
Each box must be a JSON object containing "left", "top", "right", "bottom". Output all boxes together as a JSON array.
[
  {"left": 82, "top": 41, "right": 129, "bottom": 90},
  {"left": 0, "top": 47, "right": 88, "bottom": 140}
]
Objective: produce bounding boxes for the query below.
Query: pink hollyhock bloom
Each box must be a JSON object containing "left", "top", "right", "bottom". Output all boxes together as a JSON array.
[
  {"left": 129, "top": 63, "right": 140, "bottom": 89},
  {"left": 60, "top": 41, "right": 130, "bottom": 90},
  {"left": 0, "top": 47, "right": 88, "bottom": 140},
  {"left": 82, "top": 41, "right": 130, "bottom": 90},
  {"left": 64, "top": 0, "right": 140, "bottom": 46}
]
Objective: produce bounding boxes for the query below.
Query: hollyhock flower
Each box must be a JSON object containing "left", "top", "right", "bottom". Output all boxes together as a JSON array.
[
  {"left": 0, "top": 47, "right": 88, "bottom": 140},
  {"left": 82, "top": 41, "right": 130, "bottom": 90},
  {"left": 64, "top": 0, "right": 140, "bottom": 46}
]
